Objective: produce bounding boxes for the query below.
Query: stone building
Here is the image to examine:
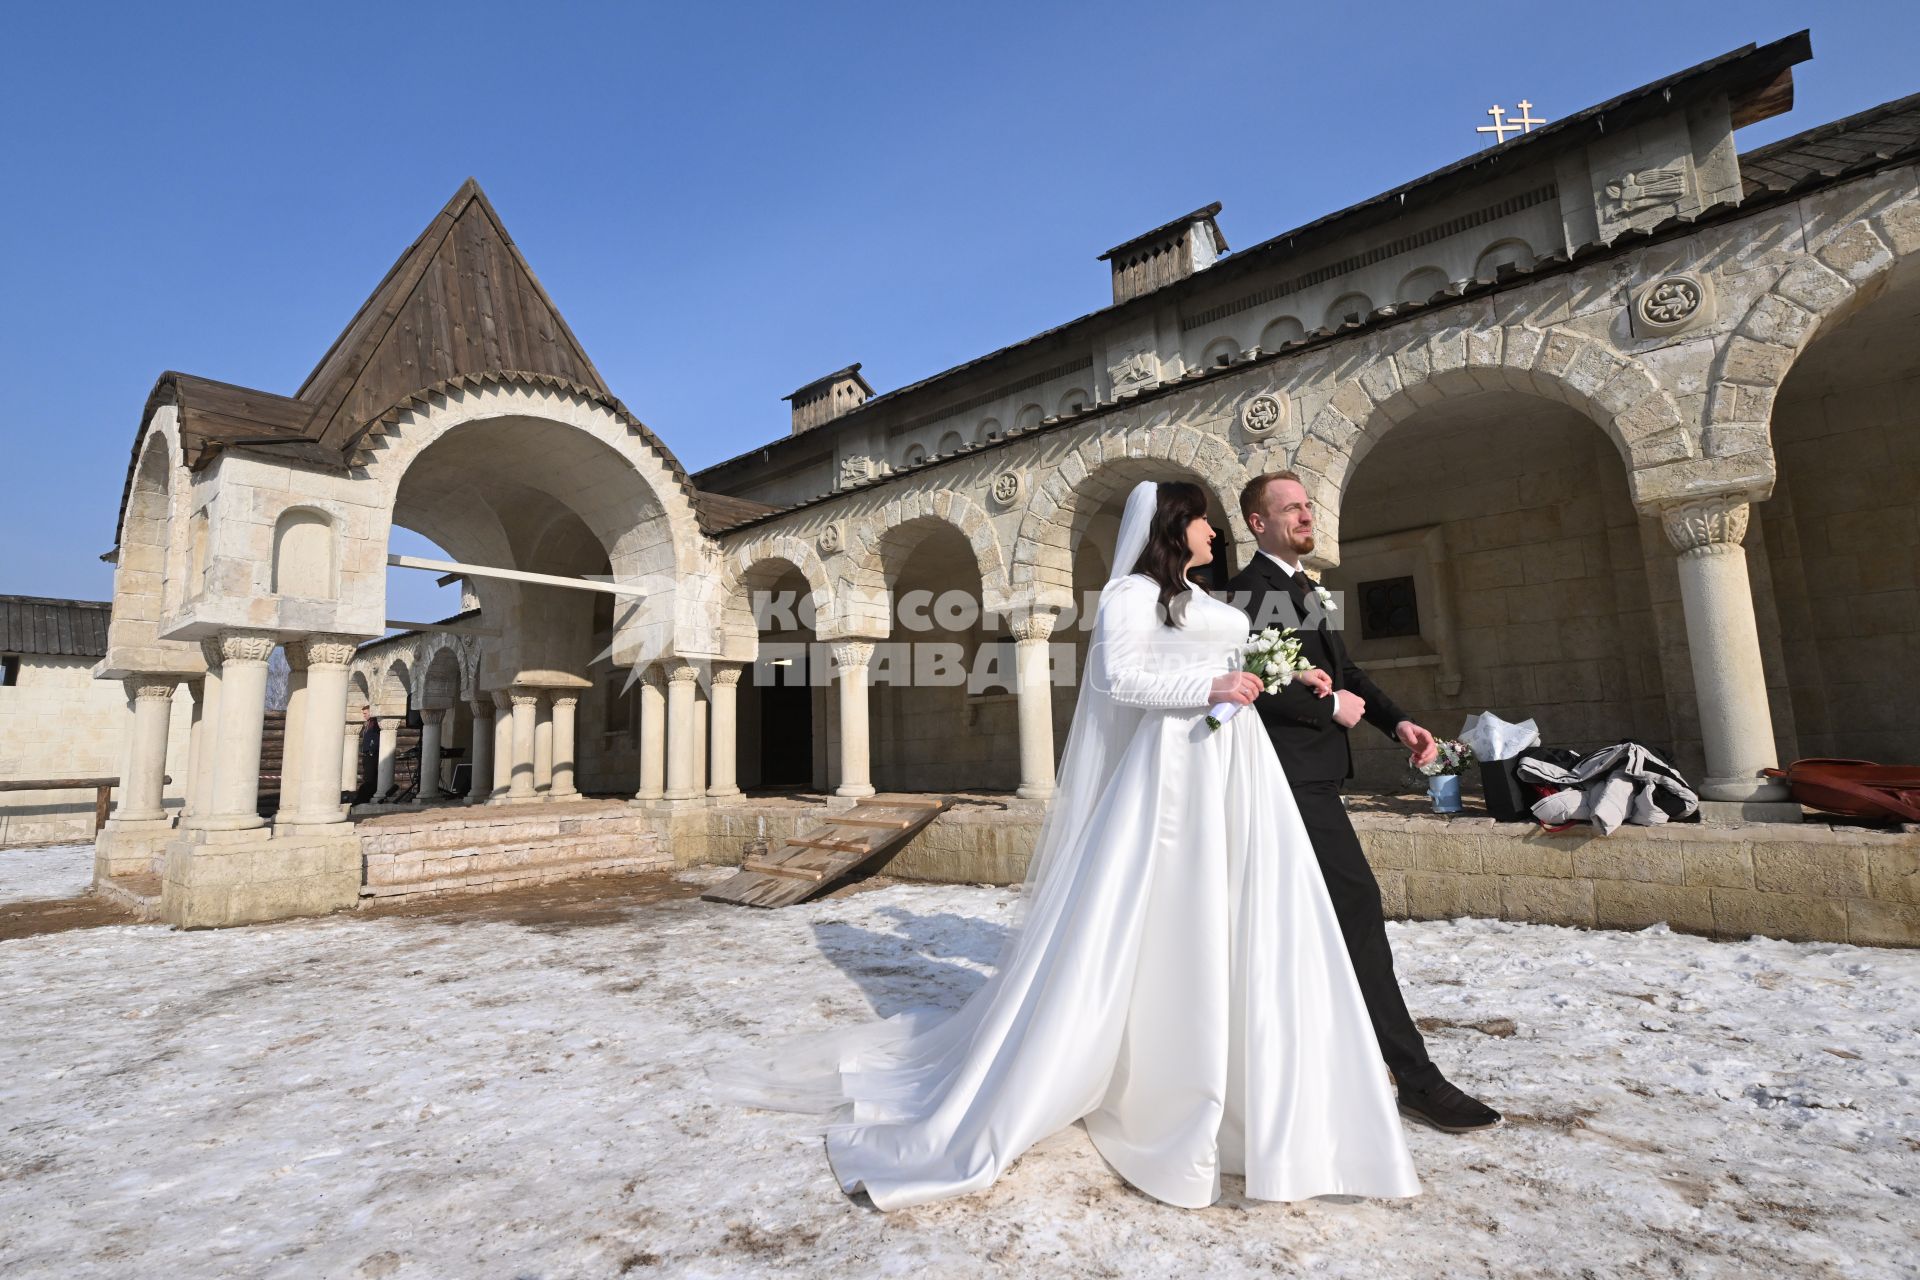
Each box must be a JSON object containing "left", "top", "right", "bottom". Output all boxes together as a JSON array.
[{"left": 81, "top": 31, "right": 1920, "bottom": 938}]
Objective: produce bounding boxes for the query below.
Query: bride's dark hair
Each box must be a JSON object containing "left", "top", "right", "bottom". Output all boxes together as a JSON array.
[{"left": 1133, "top": 480, "right": 1210, "bottom": 625}]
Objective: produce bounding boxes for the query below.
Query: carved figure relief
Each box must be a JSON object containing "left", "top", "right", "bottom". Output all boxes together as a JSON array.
[{"left": 1604, "top": 166, "right": 1690, "bottom": 214}]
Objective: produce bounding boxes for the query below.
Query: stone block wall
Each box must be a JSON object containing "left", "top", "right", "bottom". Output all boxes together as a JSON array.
[
  {"left": 358, "top": 800, "right": 668, "bottom": 901},
  {"left": 0, "top": 656, "right": 192, "bottom": 845}
]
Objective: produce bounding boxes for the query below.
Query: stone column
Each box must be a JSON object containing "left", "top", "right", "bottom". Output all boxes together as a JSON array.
[
  {"left": 275, "top": 647, "right": 311, "bottom": 823},
  {"left": 832, "top": 639, "right": 875, "bottom": 798},
  {"left": 195, "top": 630, "right": 275, "bottom": 831},
  {"left": 634, "top": 666, "right": 666, "bottom": 802},
  {"left": 664, "top": 661, "right": 700, "bottom": 801},
  {"left": 490, "top": 690, "right": 514, "bottom": 801},
  {"left": 1661, "top": 497, "right": 1795, "bottom": 813},
  {"left": 1013, "top": 611, "right": 1059, "bottom": 800},
  {"left": 533, "top": 694, "right": 554, "bottom": 795},
  {"left": 707, "top": 663, "right": 743, "bottom": 799},
  {"left": 418, "top": 707, "right": 445, "bottom": 801},
  {"left": 187, "top": 640, "right": 224, "bottom": 820},
  {"left": 116, "top": 677, "right": 178, "bottom": 822},
  {"left": 285, "top": 635, "right": 356, "bottom": 827},
  {"left": 691, "top": 683, "right": 709, "bottom": 797},
  {"left": 182, "top": 678, "right": 206, "bottom": 822},
  {"left": 467, "top": 698, "right": 495, "bottom": 803},
  {"left": 550, "top": 694, "right": 580, "bottom": 799},
  {"left": 508, "top": 689, "right": 540, "bottom": 802},
  {"left": 376, "top": 720, "right": 399, "bottom": 798},
  {"left": 339, "top": 709, "right": 361, "bottom": 796}
]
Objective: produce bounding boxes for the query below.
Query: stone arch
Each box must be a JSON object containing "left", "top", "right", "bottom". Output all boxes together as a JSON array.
[
  {"left": 1474, "top": 238, "right": 1535, "bottom": 278},
  {"left": 937, "top": 430, "right": 966, "bottom": 455},
  {"left": 1325, "top": 293, "right": 1373, "bottom": 329},
  {"left": 1704, "top": 205, "right": 1915, "bottom": 460},
  {"left": 1198, "top": 337, "right": 1241, "bottom": 369},
  {"left": 1012, "top": 424, "right": 1253, "bottom": 611},
  {"left": 1299, "top": 324, "right": 1695, "bottom": 538},
  {"left": 844, "top": 487, "right": 1014, "bottom": 623},
  {"left": 376, "top": 657, "right": 411, "bottom": 717},
  {"left": 113, "top": 429, "right": 180, "bottom": 632},
  {"left": 413, "top": 635, "right": 469, "bottom": 708},
  {"left": 347, "top": 669, "right": 372, "bottom": 716},
  {"left": 1259, "top": 316, "right": 1306, "bottom": 351},
  {"left": 716, "top": 533, "right": 839, "bottom": 656},
  {"left": 1396, "top": 266, "right": 1449, "bottom": 304},
  {"left": 1014, "top": 404, "right": 1044, "bottom": 434}
]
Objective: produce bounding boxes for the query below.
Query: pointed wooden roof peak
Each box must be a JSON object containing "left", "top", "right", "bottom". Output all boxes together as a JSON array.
[{"left": 295, "top": 178, "right": 610, "bottom": 452}]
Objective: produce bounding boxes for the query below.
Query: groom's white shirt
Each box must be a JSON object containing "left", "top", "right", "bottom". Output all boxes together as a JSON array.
[{"left": 1257, "top": 548, "right": 1341, "bottom": 719}]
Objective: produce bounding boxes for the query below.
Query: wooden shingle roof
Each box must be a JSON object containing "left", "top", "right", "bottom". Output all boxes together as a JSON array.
[{"left": 0, "top": 595, "right": 112, "bottom": 658}]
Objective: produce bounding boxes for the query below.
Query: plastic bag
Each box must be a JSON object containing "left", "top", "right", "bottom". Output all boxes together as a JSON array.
[{"left": 1459, "top": 712, "right": 1540, "bottom": 762}]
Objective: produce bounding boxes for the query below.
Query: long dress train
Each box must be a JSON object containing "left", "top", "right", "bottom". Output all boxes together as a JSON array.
[{"left": 717, "top": 484, "right": 1419, "bottom": 1210}]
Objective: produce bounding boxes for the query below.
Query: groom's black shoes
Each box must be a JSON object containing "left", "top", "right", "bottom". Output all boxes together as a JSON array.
[{"left": 1396, "top": 1077, "right": 1503, "bottom": 1133}]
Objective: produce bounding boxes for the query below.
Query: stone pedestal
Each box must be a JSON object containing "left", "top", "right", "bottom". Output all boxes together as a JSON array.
[
  {"left": 161, "top": 826, "right": 361, "bottom": 928},
  {"left": 832, "top": 640, "right": 875, "bottom": 798}
]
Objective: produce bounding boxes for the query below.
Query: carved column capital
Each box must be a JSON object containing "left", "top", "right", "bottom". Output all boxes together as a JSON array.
[
  {"left": 550, "top": 694, "right": 579, "bottom": 711},
  {"left": 200, "top": 637, "right": 226, "bottom": 671},
  {"left": 509, "top": 689, "right": 542, "bottom": 709},
  {"left": 710, "top": 662, "right": 744, "bottom": 689},
  {"left": 831, "top": 639, "right": 874, "bottom": 670},
  {"left": 470, "top": 698, "right": 495, "bottom": 721},
  {"left": 666, "top": 661, "right": 701, "bottom": 686},
  {"left": 1009, "top": 609, "right": 1058, "bottom": 643},
  {"left": 299, "top": 634, "right": 361, "bottom": 668},
  {"left": 1660, "top": 497, "right": 1751, "bottom": 557},
  {"left": 218, "top": 630, "right": 278, "bottom": 665},
  {"left": 124, "top": 677, "right": 179, "bottom": 702},
  {"left": 492, "top": 689, "right": 514, "bottom": 713}
]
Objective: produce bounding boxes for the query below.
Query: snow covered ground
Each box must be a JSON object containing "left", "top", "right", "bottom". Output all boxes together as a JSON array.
[
  {"left": 2, "top": 842, "right": 1916, "bottom": 1279},
  {"left": 0, "top": 842, "right": 94, "bottom": 906}
]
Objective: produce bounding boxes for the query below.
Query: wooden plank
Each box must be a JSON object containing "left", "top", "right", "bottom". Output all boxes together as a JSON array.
[
  {"left": 94, "top": 785, "right": 112, "bottom": 833},
  {"left": 784, "top": 834, "right": 877, "bottom": 854},
  {"left": 828, "top": 815, "right": 916, "bottom": 830},
  {"left": 740, "top": 859, "right": 827, "bottom": 882}
]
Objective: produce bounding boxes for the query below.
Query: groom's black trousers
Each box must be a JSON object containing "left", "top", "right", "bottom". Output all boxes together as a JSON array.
[{"left": 1289, "top": 780, "right": 1440, "bottom": 1091}]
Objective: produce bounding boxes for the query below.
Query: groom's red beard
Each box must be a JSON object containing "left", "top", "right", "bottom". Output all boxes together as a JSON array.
[{"left": 1290, "top": 531, "right": 1316, "bottom": 556}]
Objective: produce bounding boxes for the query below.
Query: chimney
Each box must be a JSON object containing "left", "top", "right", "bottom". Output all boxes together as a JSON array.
[
  {"left": 1098, "top": 203, "right": 1228, "bottom": 305},
  {"left": 784, "top": 364, "right": 876, "bottom": 434}
]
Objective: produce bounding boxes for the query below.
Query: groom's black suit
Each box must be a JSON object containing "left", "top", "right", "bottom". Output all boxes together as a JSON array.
[{"left": 1226, "top": 551, "right": 1440, "bottom": 1092}]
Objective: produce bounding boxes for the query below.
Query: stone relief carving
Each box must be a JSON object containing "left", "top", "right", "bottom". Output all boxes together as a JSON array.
[
  {"left": 1630, "top": 273, "right": 1713, "bottom": 339},
  {"left": 1604, "top": 165, "right": 1690, "bottom": 215},
  {"left": 990, "top": 469, "right": 1025, "bottom": 508},
  {"left": 1660, "top": 497, "right": 1749, "bottom": 555},
  {"left": 817, "top": 522, "right": 843, "bottom": 555},
  {"left": 1241, "top": 393, "right": 1288, "bottom": 437},
  {"left": 838, "top": 455, "right": 886, "bottom": 488},
  {"left": 1107, "top": 346, "right": 1160, "bottom": 395}
]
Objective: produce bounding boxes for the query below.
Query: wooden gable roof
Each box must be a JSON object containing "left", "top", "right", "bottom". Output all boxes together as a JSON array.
[{"left": 295, "top": 178, "right": 609, "bottom": 453}]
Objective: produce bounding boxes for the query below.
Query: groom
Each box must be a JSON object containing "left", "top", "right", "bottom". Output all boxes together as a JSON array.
[{"left": 1228, "top": 471, "right": 1501, "bottom": 1133}]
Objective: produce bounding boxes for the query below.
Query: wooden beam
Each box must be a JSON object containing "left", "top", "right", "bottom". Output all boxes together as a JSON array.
[
  {"left": 385, "top": 618, "right": 504, "bottom": 637},
  {"left": 740, "top": 859, "right": 827, "bottom": 882},
  {"left": 387, "top": 554, "right": 646, "bottom": 597}
]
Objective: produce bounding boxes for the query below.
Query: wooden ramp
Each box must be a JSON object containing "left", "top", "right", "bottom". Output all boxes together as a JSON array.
[{"left": 701, "top": 795, "right": 952, "bottom": 908}]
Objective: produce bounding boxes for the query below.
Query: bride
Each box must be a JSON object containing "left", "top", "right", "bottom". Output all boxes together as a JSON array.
[{"left": 721, "top": 479, "right": 1420, "bottom": 1210}]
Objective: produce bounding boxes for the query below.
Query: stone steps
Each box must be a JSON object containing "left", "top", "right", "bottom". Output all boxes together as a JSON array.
[{"left": 96, "top": 873, "right": 162, "bottom": 921}]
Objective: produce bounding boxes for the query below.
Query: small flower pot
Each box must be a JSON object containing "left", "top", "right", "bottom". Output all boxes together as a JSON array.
[{"left": 1427, "top": 773, "right": 1463, "bottom": 814}]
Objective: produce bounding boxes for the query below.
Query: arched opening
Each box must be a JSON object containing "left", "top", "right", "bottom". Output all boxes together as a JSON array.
[
  {"left": 1325, "top": 293, "right": 1373, "bottom": 328},
  {"left": 1334, "top": 387, "right": 1670, "bottom": 790},
  {"left": 1199, "top": 337, "right": 1240, "bottom": 369},
  {"left": 734, "top": 559, "right": 820, "bottom": 791},
  {"left": 1474, "top": 238, "right": 1535, "bottom": 279},
  {"left": 871, "top": 519, "right": 1002, "bottom": 792},
  {"left": 937, "top": 430, "right": 965, "bottom": 455},
  {"left": 1260, "top": 316, "right": 1306, "bottom": 351},
  {"left": 1014, "top": 404, "right": 1043, "bottom": 433},
  {"left": 1396, "top": 267, "right": 1449, "bottom": 304},
  {"left": 1759, "top": 255, "right": 1920, "bottom": 764},
  {"left": 271, "top": 508, "right": 336, "bottom": 599},
  {"left": 1058, "top": 387, "right": 1093, "bottom": 414},
  {"left": 382, "top": 413, "right": 680, "bottom": 802}
]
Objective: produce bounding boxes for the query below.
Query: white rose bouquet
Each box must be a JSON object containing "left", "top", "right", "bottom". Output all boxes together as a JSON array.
[{"left": 1207, "top": 627, "right": 1316, "bottom": 732}]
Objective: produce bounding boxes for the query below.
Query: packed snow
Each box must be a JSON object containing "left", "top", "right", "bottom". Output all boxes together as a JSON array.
[
  {"left": 0, "top": 842, "right": 93, "bottom": 906},
  {"left": 1, "top": 843, "right": 1916, "bottom": 1279}
]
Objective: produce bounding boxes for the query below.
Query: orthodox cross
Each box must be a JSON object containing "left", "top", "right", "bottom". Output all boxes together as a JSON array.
[{"left": 1477, "top": 101, "right": 1546, "bottom": 145}]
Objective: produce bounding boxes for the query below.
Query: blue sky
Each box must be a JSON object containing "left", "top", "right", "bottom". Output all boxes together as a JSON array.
[{"left": 3, "top": 1, "right": 1914, "bottom": 623}]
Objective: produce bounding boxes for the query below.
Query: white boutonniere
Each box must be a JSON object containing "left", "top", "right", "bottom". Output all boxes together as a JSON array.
[{"left": 1307, "top": 580, "right": 1337, "bottom": 613}]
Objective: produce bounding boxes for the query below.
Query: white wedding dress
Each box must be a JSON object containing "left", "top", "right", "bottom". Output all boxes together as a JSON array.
[{"left": 719, "top": 481, "right": 1419, "bottom": 1210}]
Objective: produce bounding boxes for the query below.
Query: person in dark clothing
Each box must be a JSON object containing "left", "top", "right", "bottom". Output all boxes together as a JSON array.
[
  {"left": 1225, "top": 470, "right": 1502, "bottom": 1135},
  {"left": 352, "top": 713, "right": 381, "bottom": 805}
]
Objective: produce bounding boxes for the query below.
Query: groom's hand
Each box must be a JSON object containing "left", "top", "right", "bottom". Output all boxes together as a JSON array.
[
  {"left": 1397, "top": 720, "right": 1438, "bottom": 767},
  {"left": 1332, "top": 691, "right": 1367, "bottom": 728}
]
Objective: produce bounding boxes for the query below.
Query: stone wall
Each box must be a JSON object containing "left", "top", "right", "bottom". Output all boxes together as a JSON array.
[
  {"left": 358, "top": 800, "right": 668, "bottom": 901},
  {"left": 0, "top": 657, "right": 192, "bottom": 845}
]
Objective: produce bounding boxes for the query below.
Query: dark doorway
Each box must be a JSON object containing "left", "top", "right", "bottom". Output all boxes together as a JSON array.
[{"left": 758, "top": 648, "right": 813, "bottom": 787}]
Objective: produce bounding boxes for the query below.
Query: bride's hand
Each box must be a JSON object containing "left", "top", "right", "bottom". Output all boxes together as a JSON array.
[
  {"left": 1297, "top": 668, "right": 1333, "bottom": 697},
  {"left": 1209, "top": 671, "right": 1264, "bottom": 705}
]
